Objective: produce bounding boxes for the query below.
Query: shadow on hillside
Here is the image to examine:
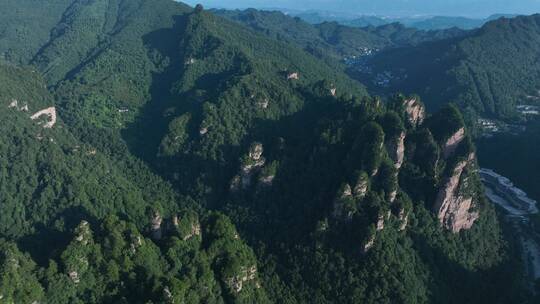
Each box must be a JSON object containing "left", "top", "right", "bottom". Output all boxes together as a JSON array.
[
  {"left": 18, "top": 206, "right": 99, "bottom": 267},
  {"left": 121, "top": 13, "right": 249, "bottom": 207},
  {"left": 411, "top": 231, "right": 530, "bottom": 304},
  {"left": 121, "top": 15, "right": 189, "bottom": 163}
]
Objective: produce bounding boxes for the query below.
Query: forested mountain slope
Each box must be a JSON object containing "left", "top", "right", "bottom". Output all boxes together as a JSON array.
[
  {"left": 0, "top": 56, "right": 270, "bottom": 304},
  {"left": 0, "top": 0, "right": 73, "bottom": 64},
  {"left": 366, "top": 14, "right": 540, "bottom": 121},
  {"left": 0, "top": 63, "right": 169, "bottom": 239},
  {"left": 0, "top": 1, "right": 534, "bottom": 303},
  {"left": 213, "top": 9, "right": 467, "bottom": 63}
]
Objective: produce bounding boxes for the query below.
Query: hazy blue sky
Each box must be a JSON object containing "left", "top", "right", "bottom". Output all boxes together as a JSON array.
[{"left": 183, "top": 0, "right": 540, "bottom": 17}]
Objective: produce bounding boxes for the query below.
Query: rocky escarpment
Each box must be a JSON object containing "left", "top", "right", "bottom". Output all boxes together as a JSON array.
[
  {"left": 433, "top": 152, "right": 479, "bottom": 232},
  {"left": 398, "top": 208, "right": 409, "bottom": 231},
  {"left": 324, "top": 101, "right": 485, "bottom": 258},
  {"left": 8, "top": 99, "right": 29, "bottom": 112},
  {"left": 442, "top": 127, "right": 465, "bottom": 158},
  {"left": 287, "top": 72, "right": 299, "bottom": 80},
  {"left": 386, "top": 131, "right": 406, "bottom": 169},
  {"left": 333, "top": 184, "right": 355, "bottom": 222},
  {"left": 231, "top": 143, "right": 266, "bottom": 191},
  {"left": 333, "top": 171, "right": 372, "bottom": 223},
  {"left": 226, "top": 265, "right": 259, "bottom": 293},
  {"left": 177, "top": 215, "right": 201, "bottom": 241},
  {"left": 150, "top": 212, "right": 163, "bottom": 240},
  {"left": 149, "top": 212, "right": 202, "bottom": 241},
  {"left": 30, "top": 107, "right": 57, "bottom": 128},
  {"left": 66, "top": 221, "right": 93, "bottom": 284},
  {"left": 363, "top": 233, "right": 376, "bottom": 253},
  {"left": 353, "top": 173, "right": 369, "bottom": 200},
  {"left": 403, "top": 98, "right": 425, "bottom": 127}
]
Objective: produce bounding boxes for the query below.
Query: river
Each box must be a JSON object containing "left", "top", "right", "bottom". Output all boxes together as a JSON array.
[{"left": 479, "top": 168, "right": 540, "bottom": 286}]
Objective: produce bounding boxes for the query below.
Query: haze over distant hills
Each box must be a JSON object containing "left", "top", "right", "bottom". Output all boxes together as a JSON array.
[
  {"left": 184, "top": 0, "right": 540, "bottom": 17},
  {"left": 283, "top": 11, "right": 518, "bottom": 30}
]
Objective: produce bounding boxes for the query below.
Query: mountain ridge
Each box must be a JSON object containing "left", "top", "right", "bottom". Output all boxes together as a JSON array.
[{"left": 0, "top": 1, "right": 533, "bottom": 303}]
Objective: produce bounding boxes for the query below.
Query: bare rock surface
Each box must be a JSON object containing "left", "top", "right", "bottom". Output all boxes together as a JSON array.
[
  {"left": 433, "top": 153, "right": 479, "bottom": 232},
  {"left": 387, "top": 131, "right": 406, "bottom": 169},
  {"left": 226, "top": 265, "right": 258, "bottom": 293},
  {"left": 31, "top": 107, "right": 57, "bottom": 128},
  {"left": 442, "top": 127, "right": 465, "bottom": 158},
  {"left": 403, "top": 98, "right": 425, "bottom": 127}
]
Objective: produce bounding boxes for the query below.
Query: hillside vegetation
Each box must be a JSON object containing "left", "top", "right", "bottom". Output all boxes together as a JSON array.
[
  {"left": 0, "top": 1, "right": 535, "bottom": 303},
  {"left": 214, "top": 9, "right": 466, "bottom": 64},
  {"left": 367, "top": 14, "right": 540, "bottom": 121}
]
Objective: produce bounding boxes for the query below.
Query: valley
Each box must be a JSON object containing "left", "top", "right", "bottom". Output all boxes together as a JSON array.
[
  {"left": 480, "top": 168, "right": 540, "bottom": 285},
  {"left": 0, "top": 1, "right": 539, "bottom": 303}
]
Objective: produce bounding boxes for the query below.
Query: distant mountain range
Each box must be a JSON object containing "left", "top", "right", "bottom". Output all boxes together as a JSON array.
[
  {"left": 277, "top": 9, "right": 518, "bottom": 30},
  {"left": 365, "top": 14, "right": 540, "bottom": 121}
]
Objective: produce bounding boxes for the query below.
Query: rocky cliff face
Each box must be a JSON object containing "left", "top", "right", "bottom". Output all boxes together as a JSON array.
[
  {"left": 403, "top": 98, "right": 425, "bottom": 127},
  {"left": 151, "top": 212, "right": 163, "bottom": 240},
  {"left": 30, "top": 107, "right": 57, "bottom": 128},
  {"left": 386, "top": 131, "right": 406, "bottom": 169},
  {"left": 231, "top": 143, "right": 266, "bottom": 191},
  {"left": 353, "top": 173, "right": 369, "bottom": 199},
  {"left": 333, "top": 184, "right": 355, "bottom": 222},
  {"left": 226, "top": 265, "right": 258, "bottom": 293},
  {"left": 433, "top": 153, "right": 479, "bottom": 232},
  {"left": 398, "top": 208, "right": 409, "bottom": 231},
  {"left": 442, "top": 127, "right": 465, "bottom": 158}
]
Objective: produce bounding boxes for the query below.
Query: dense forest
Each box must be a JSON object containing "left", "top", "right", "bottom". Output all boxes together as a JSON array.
[
  {"left": 365, "top": 14, "right": 540, "bottom": 121},
  {"left": 212, "top": 9, "right": 540, "bottom": 124},
  {"left": 288, "top": 11, "right": 514, "bottom": 30},
  {"left": 213, "top": 8, "right": 467, "bottom": 64},
  {"left": 0, "top": 0, "right": 537, "bottom": 303}
]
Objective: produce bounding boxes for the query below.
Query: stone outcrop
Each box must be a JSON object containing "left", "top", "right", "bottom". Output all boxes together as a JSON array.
[
  {"left": 151, "top": 212, "right": 163, "bottom": 240},
  {"left": 8, "top": 99, "right": 29, "bottom": 111},
  {"left": 31, "top": 107, "right": 57, "bottom": 128},
  {"left": 353, "top": 173, "right": 369, "bottom": 199},
  {"left": 182, "top": 221, "right": 201, "bottom": 241},
  {"left": 87, "top": 149, "right": 97, "bottom": 156},
  {"left": 403, "top": 98, "right": 425, "bottom": 127},
  {"left": 433, "top": 153, "right": 479, "bottom": 232},
  {"left": 333, "top": 184, "right": 355, "bottom": 221},
  {"left": 386, "top": 131, "right": 406, "bottom": 169},
  {"left": 230, "top": 175, "right": 242, "bottom": 191},
  {"left": 287, "top": 72, "right": 299, "bottom": 80},
  {"left": 442, "top": 127, "right": 465, "bottom": 159},
  {"left": 249, "top": 143, "right": 263, "bottom": 160},
  {"left": 330, "top": 88, "right": 337, "bottom": 96},
  {"left": 231, "top": 143, "right": 266, "bottom": 190},
  {"left": 388, "top": 189, "right": 398, "bottom": 203},
  {"left": 257, "top": 98, "right": 269, "bottom": 109},
  {"left": 163, "top": 287, "right": 173, "bottom": 301},
  {"left": 258, "top": 174, "right": 275, "bottom": 187},
  {"left": 74, "top": 221, "right": 91, "bottom": 245},
  {"left": 69, "top": 271, "right": 80, "bottom": 284},
  {"left": 376, "top": 213, "right": 385, "bottom": 231},
  {"left": 398, "top": 208, "right": 409, "bottom": 231},
  {"left": 362, "top": 234, "right": 376, "bottom": 253},
  {"left": 129, "top": 235, "right": 144, "bottom": 254},
  {"left": 226, "top": 265, "right": 258, "bottom": 293}
]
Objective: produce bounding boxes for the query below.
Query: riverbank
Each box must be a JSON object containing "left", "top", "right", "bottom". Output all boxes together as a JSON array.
[{"left": 480, "top": 168, "right": 540, "bottom": 287}]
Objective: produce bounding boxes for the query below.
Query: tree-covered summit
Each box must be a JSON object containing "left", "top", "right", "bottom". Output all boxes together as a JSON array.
[{"left": 0, "top": 1, "right": 535, "bottom": 303}]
